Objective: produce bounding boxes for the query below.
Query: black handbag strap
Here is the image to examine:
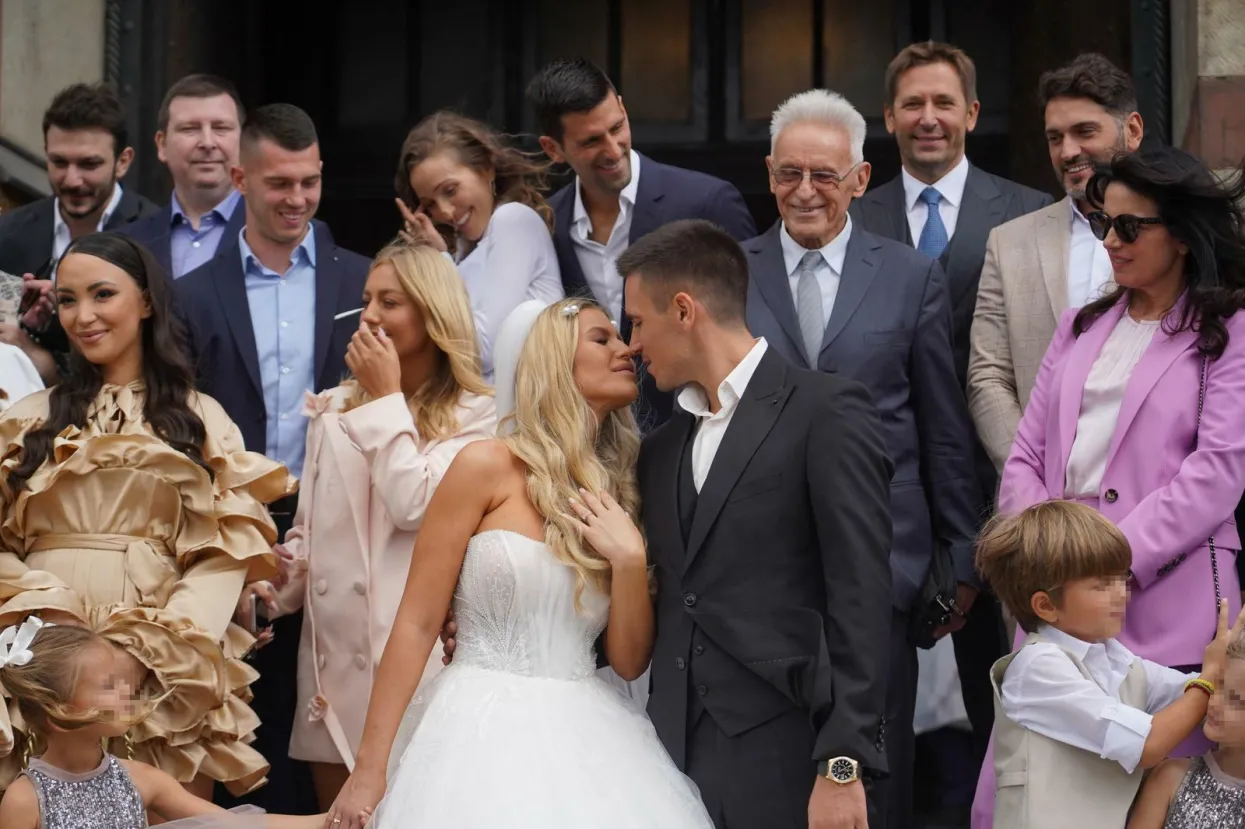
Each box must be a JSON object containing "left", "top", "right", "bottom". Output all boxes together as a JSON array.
[{"left": 1196, "top": 355, "right": 1222, "bottom": 606}]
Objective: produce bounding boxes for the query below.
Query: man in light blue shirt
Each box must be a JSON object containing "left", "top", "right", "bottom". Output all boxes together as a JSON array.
[
  {"left": 237, "top": 221, "right": 316, "bottom": 477},
  {"left": 124, "top": 74, "right": 247, "bottom": 277},
  {"left": 174, "top": 102, "right": 370, "bottom": 815}
]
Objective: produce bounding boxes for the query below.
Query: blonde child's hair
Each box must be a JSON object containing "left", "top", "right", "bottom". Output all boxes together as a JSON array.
[
  {"left": 975, "top": 500, "right": 1132, "bottom": 632},
  {"left": 1, "top": 624, "right": 124, "bottom": 741}
]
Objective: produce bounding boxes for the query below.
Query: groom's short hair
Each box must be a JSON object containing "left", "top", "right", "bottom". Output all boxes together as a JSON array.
[{"left": 616, "top": 219, "right": 748, "bottom": 324}]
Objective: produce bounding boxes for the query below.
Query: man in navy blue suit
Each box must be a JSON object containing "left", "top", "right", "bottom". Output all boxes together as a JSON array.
[
  {"left": 527, "top": 58, "right": 757, "bottom": 432},
  {"left": 124, "top": 74, "right": 248, "bottom": 278},
  {"left": 176, "top": 103, "right": 370, "bottom": 815}
]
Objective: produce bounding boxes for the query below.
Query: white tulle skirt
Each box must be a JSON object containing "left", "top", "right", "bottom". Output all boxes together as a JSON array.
[{"left": 372, "top": 664, "right": 713, "bottom": 828}]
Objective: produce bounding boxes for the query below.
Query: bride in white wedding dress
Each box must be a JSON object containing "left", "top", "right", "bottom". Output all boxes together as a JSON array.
[{"left": 325, "top": 298, "right": 713, "bottom": 829}]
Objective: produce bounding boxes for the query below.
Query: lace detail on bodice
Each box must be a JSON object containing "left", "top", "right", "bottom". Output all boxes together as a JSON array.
[{"left": 451, "top": 530, "right": 608, "bottom": 680}]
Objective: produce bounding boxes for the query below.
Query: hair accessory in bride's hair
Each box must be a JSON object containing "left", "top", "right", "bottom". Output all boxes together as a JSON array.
[
  {"left": 0, "top": 616, "right": 55, "bottom": 669},
  {"left": 561, "top": 304, "right": 581, "bottom": 318}
]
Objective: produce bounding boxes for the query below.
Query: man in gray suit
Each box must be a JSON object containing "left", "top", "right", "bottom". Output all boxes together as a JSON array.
[
  {"left": 848, "top": 42, "right": 1051, "bottom": 818},
  {"left": 743, "top": 89, "right": 981, "bottom": 829}
]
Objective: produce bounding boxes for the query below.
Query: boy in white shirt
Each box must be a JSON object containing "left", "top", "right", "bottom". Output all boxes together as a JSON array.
[{"left": 976, "top": 501, "right": 1242, "bottom": 829}]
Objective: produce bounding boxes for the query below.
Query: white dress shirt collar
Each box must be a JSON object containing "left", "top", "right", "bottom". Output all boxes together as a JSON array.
[
  {"left": 780, "top": 213, "right": 853, "bottom": 278},
  {"left": 52, "top": 183, "right": 125, "bottom": 266},
  {"left": 572, "top": 150, "right": 642, "bottom": 230},
  {"left": 901, "top": 154, "right": 970, "bottom": 213},
  {"left": 1037, "top": 624, "right": 1135, "bottom": 680},
  {"left": 677, "top": 338, "right": 769, "bottom": 420},
  {"left": 1069, "top": 198, "right": 1092, "bottom": 228}
]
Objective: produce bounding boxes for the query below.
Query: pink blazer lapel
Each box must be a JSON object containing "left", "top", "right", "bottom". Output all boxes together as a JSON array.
[
  {"left": 1056, "top": 301, "right": 1125, "bottom": 479},
  {"left": 322, "top": 413, "right": 373, "bottom": 569},
  {"left": 1104, "top": 315, "right": 1199, "bottom": 472}
]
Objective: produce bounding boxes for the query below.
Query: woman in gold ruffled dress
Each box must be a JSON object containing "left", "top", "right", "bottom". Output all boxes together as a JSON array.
[{"left": 0, "top": 232, "right": 295, "bottom": 799}]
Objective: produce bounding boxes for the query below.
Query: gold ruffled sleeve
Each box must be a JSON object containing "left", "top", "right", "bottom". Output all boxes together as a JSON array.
[
  {"left": 157, "top": 393, "right": 295, "bottom": 641},
  {"left": 0, "top": 391, "right": 86, "bottom": 629},
  {"left": 98, "top": 393, "right": 294, "bottom": 795}
]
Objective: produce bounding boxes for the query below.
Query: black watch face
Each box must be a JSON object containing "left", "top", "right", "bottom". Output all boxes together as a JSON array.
[{"left": 830, "top": 758, "right": 855, "bottom": 782}]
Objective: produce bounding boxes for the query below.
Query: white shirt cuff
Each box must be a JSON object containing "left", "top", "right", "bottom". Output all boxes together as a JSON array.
[{"left": 1100, "top": 699, "right": 1153, "bottom": 773}]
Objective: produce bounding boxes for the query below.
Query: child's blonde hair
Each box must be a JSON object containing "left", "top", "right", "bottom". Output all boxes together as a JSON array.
[
  {"left": 1, "top": 623, "right": 117, "bottom": 740},
  {"left": 975, "top": 501, "right": 1132, "bottom": 632}
]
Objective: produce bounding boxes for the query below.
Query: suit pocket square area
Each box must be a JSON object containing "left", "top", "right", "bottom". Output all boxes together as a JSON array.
[
  {"left": 726, "top": 472, "right": 783, "bottom": 503},
  {"left": 695, "top": 608, "right": 826, "bottom": 708},
  {"left": 864, "top": 329, "right": 910, "bottom": 347}
]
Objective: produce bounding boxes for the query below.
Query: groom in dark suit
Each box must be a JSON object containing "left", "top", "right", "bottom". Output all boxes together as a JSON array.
[{"left": 618, "top": 219, "right": 894, "bottom": 829}]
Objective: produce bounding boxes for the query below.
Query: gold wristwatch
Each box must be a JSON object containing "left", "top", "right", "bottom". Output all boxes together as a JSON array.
[{"left": 817, "top": 757, "right": 860, "bottom": 785}]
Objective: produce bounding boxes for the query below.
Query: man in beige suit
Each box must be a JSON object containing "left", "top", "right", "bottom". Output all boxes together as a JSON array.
[{"left": 968, "top": 53, "right": 1143, "bottom": 473}]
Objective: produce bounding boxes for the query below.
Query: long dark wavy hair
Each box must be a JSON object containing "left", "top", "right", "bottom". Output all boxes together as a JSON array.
[
  {"left": 1074, "top": 146, "right": 1245, "bottom": 359},
  {"left": 395, "top": 111, "right": 553, "bottom": 250},
  {"left": 6, "top": 232, "right": 211, "bottom": 493}
]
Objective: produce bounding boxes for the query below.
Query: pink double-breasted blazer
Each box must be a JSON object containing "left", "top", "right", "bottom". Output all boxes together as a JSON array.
[
  {"left": 1001, "top": 299, "right": 1245, "bottom": 666},
  {"left": 272, "top": 386, "right": 496, "bottom": 765}
]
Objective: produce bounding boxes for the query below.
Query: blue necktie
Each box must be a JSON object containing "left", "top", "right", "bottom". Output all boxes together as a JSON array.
[{"left": 917, "top": 186, "right": 948, "bottom": 259}]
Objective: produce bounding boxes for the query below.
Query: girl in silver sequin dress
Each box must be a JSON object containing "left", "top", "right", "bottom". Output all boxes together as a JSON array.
[
  {"left": 0, "top": 618, "right": 370, "bottom": 829},
  {"left": 1129, "top": 631, "right": 1245, "bottom": 828}
]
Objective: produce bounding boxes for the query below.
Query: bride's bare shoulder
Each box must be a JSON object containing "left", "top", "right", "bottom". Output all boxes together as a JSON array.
[{"left": 449, "top": 438, "right": 524, "bottom": 479}]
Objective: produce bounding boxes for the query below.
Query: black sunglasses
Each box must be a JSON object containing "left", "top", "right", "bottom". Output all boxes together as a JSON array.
[{"left": 1087, "top": 211, "right": 1164, "bottom": 243}]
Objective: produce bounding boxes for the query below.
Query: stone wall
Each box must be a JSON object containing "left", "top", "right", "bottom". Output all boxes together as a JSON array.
[{"left": 1173, "top": 0, "right": 1245, "bottom": 174}]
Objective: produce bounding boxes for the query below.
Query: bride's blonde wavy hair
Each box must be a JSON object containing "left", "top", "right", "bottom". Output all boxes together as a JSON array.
[
  {"left": 501, "top": 298, "right": 641, "bottom": 605},
  {"left": 342, "top": 239, "right": 491, "bottom": 439}
]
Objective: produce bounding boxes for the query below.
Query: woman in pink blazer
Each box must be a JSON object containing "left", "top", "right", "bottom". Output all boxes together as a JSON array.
[
  {"left": 258, "top": 240, "right": 496, "bottom": 809},
  {"left": 974, "top": 147, "right": 1245, "bottom": 827}
]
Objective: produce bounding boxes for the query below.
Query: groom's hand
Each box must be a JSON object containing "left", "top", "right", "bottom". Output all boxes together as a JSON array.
[
  {"left": 809, "top": 777, "right": 868, "bottom": 829},
  {"left": 439, "top": 609, "right": 457, "bottom": 666}
]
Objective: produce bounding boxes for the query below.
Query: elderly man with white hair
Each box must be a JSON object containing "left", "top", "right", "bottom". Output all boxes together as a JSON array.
[{"left": 743, "top": 89, "right": 983, "bottom": 829}]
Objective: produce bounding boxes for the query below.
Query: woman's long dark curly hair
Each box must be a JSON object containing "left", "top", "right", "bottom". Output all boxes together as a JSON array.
[
  {"left": 1074, "top": 146, "right": 1245, "bottom": 359},
  {"left": 395, "top": 111, "right": 553, "bottom": 251},
  {"left": 6, "top": 232, "right": 211, "bottom": 493}
]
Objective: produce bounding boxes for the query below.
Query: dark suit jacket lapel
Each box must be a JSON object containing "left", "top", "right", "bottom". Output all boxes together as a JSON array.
[
  {"left": 630, "top": 153, "right": 665, "bottom": 243},
  {"left": 821, "top": 227, "right": 882, "bottom": 354},
  {"left": 551, "top": 188, "right": 593, "bottom": 300},
  {"left": 940, "top": 164, "right": 1005, "bottom": 306},
  {"left": 648, "top": 413, "right": 693, "bottom": 569},
  {"left": 882, "top": 177, "right": 912, "bottom": 246},
  {"left": 313, "top": 224, "right": 345, "bottom": 387},
  {"left": 748, "top": 222, "right": 805, "bottom": 365},
  {"left": 210, "top": 248, "right": 263, "bottom": 397},
  {"left": 684, "top": 348, "right": 791, "bottom": 574},
  {"left": 22, "top": 201, "right": 56, "bottom": 277},
  {"left": 105, "top": 190, "right": 149, "bottom": 228}
]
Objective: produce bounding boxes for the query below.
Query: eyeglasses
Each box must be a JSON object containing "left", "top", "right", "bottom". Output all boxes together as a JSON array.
[
  {"left": 1087, "top": 211, "right": 1164, "bottom": 243},
  {"left": 770, "top": 164, "right": 859, "bottom": 190}
]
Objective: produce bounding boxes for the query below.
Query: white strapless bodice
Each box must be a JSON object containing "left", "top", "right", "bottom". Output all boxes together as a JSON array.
[{"left": 451, "top": 530, "right": 609, "bottom": 680}]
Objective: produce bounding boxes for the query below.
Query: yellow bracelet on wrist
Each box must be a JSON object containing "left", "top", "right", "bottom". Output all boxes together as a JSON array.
[{"left": 1185, "top": 677, "right": 1215, "bottom": 697}]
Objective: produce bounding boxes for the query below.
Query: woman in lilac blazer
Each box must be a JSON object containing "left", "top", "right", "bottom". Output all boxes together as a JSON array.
[
  {"left": 974, "top": 146, "right": 1245, "bottom": 828},
  {"left": 252, "top": 240, "right": 496, "bottom": 810}
]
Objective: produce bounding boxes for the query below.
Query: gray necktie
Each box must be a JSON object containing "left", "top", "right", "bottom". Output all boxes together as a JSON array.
[{"left": 796, "top": 250, "right": 825, "bottom": 366}]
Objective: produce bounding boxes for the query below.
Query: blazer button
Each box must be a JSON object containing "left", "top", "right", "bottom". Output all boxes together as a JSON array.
[
  {"left": 1104, "top": 489, "right": 1119, "bottom": 503},
  {"left": 694, "top": 645, "right": 705, "bottom": 656},
  {"left": 315, "top": 579, "right": 328, "bottom": 595},
  {"left": 317, "top": 654, "right": 326, "bottom": 670},
  {"left": 354, "top": 654, "right": 367, "bottom": 669},
  {"left": 675, "top": 658, "right": 686, "bottom": 670},
  {"left": 683, "top": 593, "right": 698, "bottom": 607},
  {"left": 353, "top": 581, "right": 366, "bottom": 595},
  {"left": 696, "top": 684, "right": 708, "bottom": 696}
]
